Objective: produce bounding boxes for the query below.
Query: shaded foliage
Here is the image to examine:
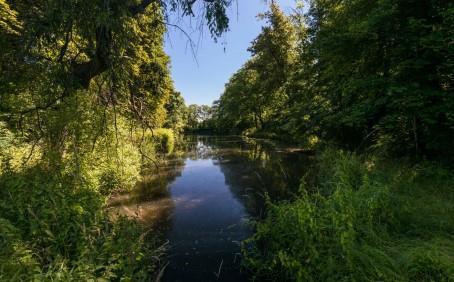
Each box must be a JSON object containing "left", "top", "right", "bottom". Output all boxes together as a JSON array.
[
  {"left": 244, "top": 150, "right": 454, "bottom": 281},
  {"left": 214, "top": 1, "right": 453, "bottom": 159}
]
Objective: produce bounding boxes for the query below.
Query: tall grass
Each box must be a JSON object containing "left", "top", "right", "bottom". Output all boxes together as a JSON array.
[
  {"left": 0, "top": 165, "right": 165, "bottom": 281},
  {"left": 0, "top": 121, "right": 167, "bottom": 280},
  {"left": 243, "top": 149, "right": 454, "bottom": 281}
]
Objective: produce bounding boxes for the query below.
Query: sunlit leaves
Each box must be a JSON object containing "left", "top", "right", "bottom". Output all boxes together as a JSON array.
[{"left": 217, "top": 3, "right": 297, "bottom": 134}]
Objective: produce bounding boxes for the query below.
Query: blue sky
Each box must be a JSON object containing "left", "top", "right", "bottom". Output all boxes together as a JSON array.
[{"left": 164, "top": 0, "right": 296, "bottom": 106}]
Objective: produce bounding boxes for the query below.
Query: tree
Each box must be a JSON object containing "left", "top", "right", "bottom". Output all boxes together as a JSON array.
[
  {"left": 291, "top": 0, "right": 454, "bottom": 156},
  {"left": 184, "top": 104, "right": 213, "bottom": 130},
  {"left": 186, "top": 104, "right": 200, "bottom": 129},
  {"left": 0, "top": 0, "right": 233, "bottom": 163},
  {"left": 1, "top": 0, "right": 232, "bottom": 89},
  {"left": 216, "top": 3, "right": 297, "bottom": 135},
  {"left": 164, "top": 91, "right": 187, "bottom": 132}
]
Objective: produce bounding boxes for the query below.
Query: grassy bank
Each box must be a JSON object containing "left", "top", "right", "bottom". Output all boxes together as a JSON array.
[
  {"left": 0, "top": 122, "right": 171, "bottom": 281},
  {"left": 243, "top": 149, "right": 454, "bottom": 281},
  {"left": 0, "top": 167, "right": 166, "bottom": 280}
]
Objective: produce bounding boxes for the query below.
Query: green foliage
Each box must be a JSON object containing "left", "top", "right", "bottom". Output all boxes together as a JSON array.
[
  {"left": 164, "top": 91, "right": 187, "bottom": 133},
  {"left": 0, "top": 107, "right": 170, "bottom": 280},
  {"left": 98, "top": 168, "right": 124, "bottom": 196},
  {"left": 290, "top": 0, "right": 454, "bottom": 156},
  {"left": 213, "top": 0, "right": 453, "bottom": 158},
  {"left": 0, "top": 0, "right": 20, "bottom": 34},
  {"left": 0, "top": 0, "right": 232, "bottom": 167},
  {"left": 215, "top": 3, "right": 296, "bottom": 135},
  {"left": 184, "top": 104, "right": 215, "bottom": 131},
  {"left": 243, "top": 150, "right": 454, "bottom": 281},
  {"left": 152, "top": 128, "right": 175, "bottom": 154},
  {"left": 0, "top": 165, "right": 163, "bottom": 281}
]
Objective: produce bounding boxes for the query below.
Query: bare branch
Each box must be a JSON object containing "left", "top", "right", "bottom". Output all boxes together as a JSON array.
[{"left": 161, "top": 20, "right": 199, "bottom": 66}]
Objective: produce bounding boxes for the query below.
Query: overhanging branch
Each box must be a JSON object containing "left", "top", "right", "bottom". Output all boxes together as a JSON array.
[{"left": 129, "top": 0, "right": 158, "bottom": 16}]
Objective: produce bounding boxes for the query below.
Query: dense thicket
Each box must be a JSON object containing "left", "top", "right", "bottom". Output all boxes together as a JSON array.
[{"left": 214, "top": 0, "right": 453, "bottom": 159}]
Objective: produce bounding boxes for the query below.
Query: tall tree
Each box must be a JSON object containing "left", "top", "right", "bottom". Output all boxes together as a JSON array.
[
  {"left": 217, "top": 3, "right": 297, "bottom": 134},
  {"left": 0, "top": 0, "right": 233, "bottom": 162},
  {"left": 305, "top": 0, "right": 453, "bottom": 155},
  {"left": 164, "top": 91, "right": 187, "bottom": 132}
]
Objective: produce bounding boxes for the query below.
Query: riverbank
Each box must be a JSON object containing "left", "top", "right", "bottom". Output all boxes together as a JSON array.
[
  {"left": 0, "top": 165, "right": 166, "bottom": 280},
  {"left": 0, "top": 122, "right": 170, "bottom": 280},
  {"left": 243, "top": 149, "right": 454, "bottom": 281}
]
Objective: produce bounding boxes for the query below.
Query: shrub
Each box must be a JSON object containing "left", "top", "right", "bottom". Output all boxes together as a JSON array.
[
  {"left": 406, "top": 246, "right": 454, "bottom": 282},
  {"left": 79, "top": 120, "right": 142, "bottom": 195},
  {"left": 152, "top": 128, "right": 175, "bottom": 154}
]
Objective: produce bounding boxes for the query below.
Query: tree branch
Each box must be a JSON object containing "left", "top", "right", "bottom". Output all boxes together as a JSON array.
[
  {"left": 19, "top": 90, "right": 69, "bottom": 115},
  {"left": 71, "top": 0, "right": 156, "bottom": 89},
  {"left": 71, "top": 25, "right": 111, "bottom": 88},
  {"left": 129, "top": 0, "right": 157, "bottom": 16}
]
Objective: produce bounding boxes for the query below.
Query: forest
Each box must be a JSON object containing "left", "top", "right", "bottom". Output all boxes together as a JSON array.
[{"left": 1, "top": 0, "right": 453, "bottom": 281}]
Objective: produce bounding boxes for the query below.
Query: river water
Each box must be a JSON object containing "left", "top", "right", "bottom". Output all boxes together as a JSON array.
[{"left": 110, "top": 135, "right": 311, "bottom": 281}]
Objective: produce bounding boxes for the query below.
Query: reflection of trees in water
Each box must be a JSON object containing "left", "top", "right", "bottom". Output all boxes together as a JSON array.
[
  {"left": 219, "top": 152, "right": 311, "bottom": 217},
  {"left": 109, "top": 135, "right": 314, "bottom": 226},
  {"left": 180, "top": 135, "right": 224, "bottom": 160},
  {"left": 136, "top": 158, "right": 186, "bottom": 201},
  {"left": 181, "top": 135, "right": 276, "bottom": 160},
  {"left": 187, "top": 136, "right": 314, "bottom": 217},
  {"left": 108, "top": 156, "right": 186, "bottom": 229}
]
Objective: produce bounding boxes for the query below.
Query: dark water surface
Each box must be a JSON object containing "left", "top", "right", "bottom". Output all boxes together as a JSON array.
[{"left": 111, "top": 136, "right": 311, "bottom": 281}]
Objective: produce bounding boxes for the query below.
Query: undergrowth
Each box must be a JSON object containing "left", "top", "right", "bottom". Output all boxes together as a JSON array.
[
  {"left": 0, "top": 122, "right": 168, "bottom": 281},
  {"left": 0, "top": 166, "right": 165, "bottom": 281},
  {"left": 243, "top": 149, "right": 454, "bottom": 281}
]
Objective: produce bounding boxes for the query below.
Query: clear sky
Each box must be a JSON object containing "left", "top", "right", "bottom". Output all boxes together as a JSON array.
[{"left": 164, "top": 0, "right": 296, "bottom": 106}]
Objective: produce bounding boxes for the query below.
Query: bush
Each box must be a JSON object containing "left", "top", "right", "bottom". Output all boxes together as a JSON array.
[
  {"left": 0, "top": 122, "right": 40, "bottom": 173},
  {"left": 406, "top": 245, "right": 454, "bottom": 282},
  {"left": 243, "top": 149, "right": 454, "bottom": 281},
  {"left": 152, "top": 128, "right": 174, "bottom": 154},
  {"left": 80, "top": 119, "right": 142, "bottom": 195}
]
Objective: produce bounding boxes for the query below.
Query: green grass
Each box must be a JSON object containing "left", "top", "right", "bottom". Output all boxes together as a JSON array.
[{"left": 243, "top": 149, "right": 454, "bottom": 281}]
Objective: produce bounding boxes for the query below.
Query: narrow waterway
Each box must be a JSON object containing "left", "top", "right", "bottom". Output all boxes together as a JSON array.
[{"left": 110, "top": 136, "right": 311, "bottom": 281}]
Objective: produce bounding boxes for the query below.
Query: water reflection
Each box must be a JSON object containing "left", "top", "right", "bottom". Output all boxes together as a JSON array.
[
  {"left": 182, "top": 136, "right": 313, "bottom": 217},
  {"left": 108, "top": 158, "right": 185, "bottom": 228},
  {"left": 109, "top": 136, "right": 311, "bottom": 281}
]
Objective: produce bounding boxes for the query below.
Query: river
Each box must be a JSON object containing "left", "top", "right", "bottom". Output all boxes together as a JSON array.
[{"left": 109, "top": 135, "right": 312, "bottom": 281}]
